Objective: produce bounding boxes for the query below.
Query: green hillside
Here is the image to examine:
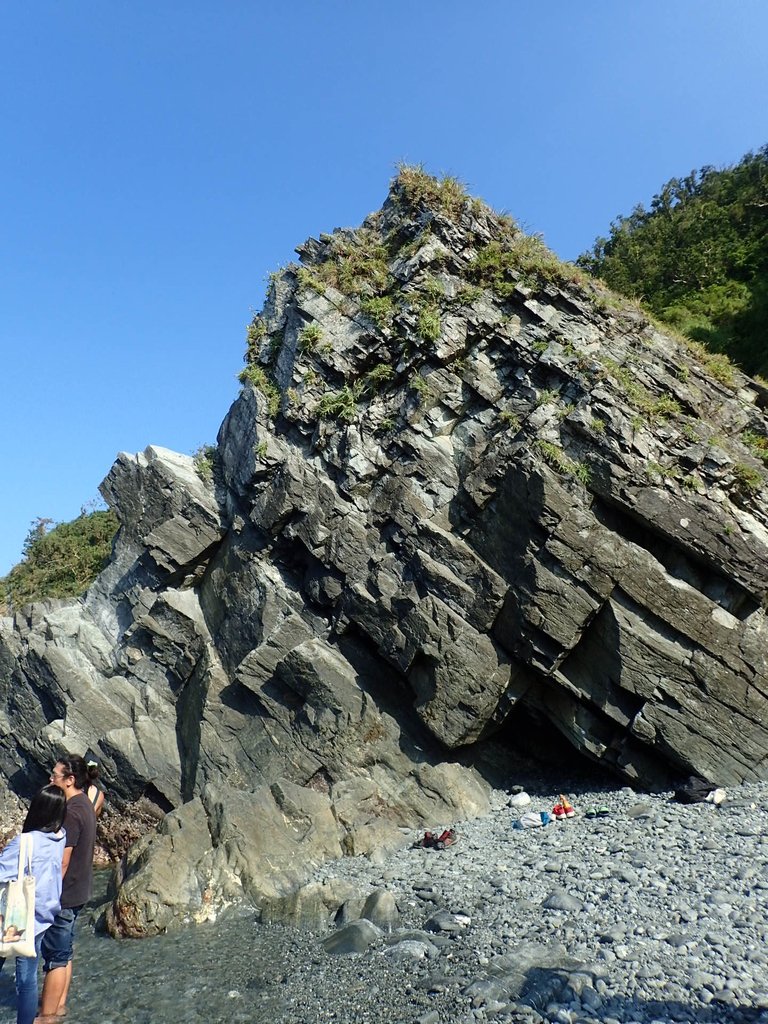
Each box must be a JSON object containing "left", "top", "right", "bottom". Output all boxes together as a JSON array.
[
  {"left": 0, "top": 510, "right": 118, "bottom": 612},
  {"left": 577, "top": 146, "right": 768, "bottom": 379}
]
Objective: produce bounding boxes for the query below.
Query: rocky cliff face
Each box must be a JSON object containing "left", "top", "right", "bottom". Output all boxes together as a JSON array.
[{"left": 1, "top": 169, "right": 767, "bottom": 934}]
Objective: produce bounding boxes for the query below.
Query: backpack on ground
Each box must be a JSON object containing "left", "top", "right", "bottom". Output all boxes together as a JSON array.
[{"left": 673, "top": 776, "right": 718, "bottom": 804}]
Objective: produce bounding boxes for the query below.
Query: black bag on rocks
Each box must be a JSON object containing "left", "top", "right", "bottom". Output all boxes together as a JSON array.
[{"left": 673, "top": 776, "right": 715, "bottom": 803}]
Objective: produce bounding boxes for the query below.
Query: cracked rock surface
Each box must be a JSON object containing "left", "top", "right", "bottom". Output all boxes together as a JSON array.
[{"left": 1, "top": 172, "right": 767, "bottom": 934}]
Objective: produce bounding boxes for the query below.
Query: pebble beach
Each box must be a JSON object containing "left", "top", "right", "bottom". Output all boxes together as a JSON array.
[
  {"left": 292, "top": 775, "right": 768, "bottom": 1024},
  {"left": 0, "top": 771, "right": 766, "bottom": 1024}
]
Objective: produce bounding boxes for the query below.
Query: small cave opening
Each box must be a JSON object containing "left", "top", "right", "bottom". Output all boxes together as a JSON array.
[{"left": 463, "top": 702, "right": 625, "bottom": 799}]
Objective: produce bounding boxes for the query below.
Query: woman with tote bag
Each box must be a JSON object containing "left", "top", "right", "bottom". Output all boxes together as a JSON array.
[{"left": 0, "top": 786, "right": 66, "bottom": 1024}]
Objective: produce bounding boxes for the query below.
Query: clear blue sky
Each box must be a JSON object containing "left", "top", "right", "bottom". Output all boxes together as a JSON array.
[{"left": 1, "top": 2, "right": 766, "bottom": 575}]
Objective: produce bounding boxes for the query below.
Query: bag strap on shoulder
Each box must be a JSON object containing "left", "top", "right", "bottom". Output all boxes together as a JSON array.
[{"left": 17, "top": 834, "right": 34, "bottom": 877}]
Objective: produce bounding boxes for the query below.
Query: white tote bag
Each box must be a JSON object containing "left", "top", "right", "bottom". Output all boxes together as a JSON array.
[{"left": 0, "top": 834, "right": 36, "bottom": 958}]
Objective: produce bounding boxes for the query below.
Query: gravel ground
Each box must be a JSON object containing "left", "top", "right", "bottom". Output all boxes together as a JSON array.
[
  {"left": 292, "top": 775, "right": 768, "bottom": 1024},
  {"left": 0, "top": 771, "right": 766, "bottom": 1024}
]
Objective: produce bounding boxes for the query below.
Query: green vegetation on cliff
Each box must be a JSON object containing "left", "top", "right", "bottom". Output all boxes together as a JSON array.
[
  {"left": 1, "top": 510, "right": 118, "bottom": 612},
  {"left": 577, "top": 147, "right": 768, "bottom": 378},
  {"left": 239, "top": 165, "right": 598, "bottom": 421}
]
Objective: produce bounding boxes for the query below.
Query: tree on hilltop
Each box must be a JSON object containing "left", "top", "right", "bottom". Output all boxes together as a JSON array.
[{"left": 578, "top": 146, "right": 768, "bottom": 378}]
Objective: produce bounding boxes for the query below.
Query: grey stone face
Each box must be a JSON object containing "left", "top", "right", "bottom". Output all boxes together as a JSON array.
[{"left": 2, "top": 176, "right": 768, "bottom": 933}]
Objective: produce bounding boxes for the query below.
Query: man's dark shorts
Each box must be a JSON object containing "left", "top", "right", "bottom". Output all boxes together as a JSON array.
[{"left": 41, "top": 906, "right": 82, "bottom": 972}]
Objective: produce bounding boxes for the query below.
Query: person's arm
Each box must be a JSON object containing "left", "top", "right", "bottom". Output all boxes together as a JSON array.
[
  {"left": 94, "top": 790, "right": 105, "bottom": 818},
  {"left": 61, "top": 845, "right": 73, "bottom": 878}
]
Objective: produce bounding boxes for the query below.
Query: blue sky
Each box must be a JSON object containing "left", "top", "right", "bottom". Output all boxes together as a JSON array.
[{"left": 1, "top": 2, "right": 767, "bottom": 575}]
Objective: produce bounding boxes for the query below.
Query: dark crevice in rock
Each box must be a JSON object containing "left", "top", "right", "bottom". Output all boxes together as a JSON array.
[
  {"left": 407, "top": 651, "right": 438, "bottom": 708},
  {"left": 141, "top": 783, "right": 175, "bottom": 815},
  {"left": 257, "top": 671, "right": 308, "bottom": 713},
  {"left": 493, "top": 596, "right": 568, "bottom": 672},
  {"left": 157, "top": 535, "right": 228, "bottom": 591},
  {"left": 4, "top": 742, "right": 51, "bottom": 801},
  {"left": 457, "top": 470, "right": 550, "bottom": 583},
  {"left": 217, "top": 679, "right": 270, "bottom": 717},
  {"left": 331, "top": 623, "right": 444, "bottom": 762},
  {"left": 591, "top": 493, "right": 757, "bottom": 618},
  {"left": 17, "top": 673, "right": 63, "bottom": 729},
  {"left": 176, "top": 660, "right": 210, "bottom": 803},
  {"left": 555, "top": 614, "right": 646, "bottom": 724}
]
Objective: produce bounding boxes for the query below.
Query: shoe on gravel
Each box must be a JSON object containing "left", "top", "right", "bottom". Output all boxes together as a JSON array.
[{"left": 560, "top": 794, "right": 576, "bottom": 817}]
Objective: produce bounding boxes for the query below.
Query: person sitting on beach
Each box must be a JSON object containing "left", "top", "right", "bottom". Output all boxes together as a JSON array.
[{"left": 0, "top": 785, "right": 67, "bottom": 1024}]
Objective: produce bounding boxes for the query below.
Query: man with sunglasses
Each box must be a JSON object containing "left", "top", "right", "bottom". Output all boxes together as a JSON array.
[{"left": 38, "top": 755, "right": 96, "bottom": 1022}]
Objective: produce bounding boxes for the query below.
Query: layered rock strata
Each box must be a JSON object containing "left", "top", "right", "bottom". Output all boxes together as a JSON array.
[{"left": 1, "top": 170, "right": 767, "bottom": 933}]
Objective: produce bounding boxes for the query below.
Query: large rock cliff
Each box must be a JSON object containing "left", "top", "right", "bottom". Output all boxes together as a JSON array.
[{"left": 1, "top": 169, "right": 767, "bottom": 933}]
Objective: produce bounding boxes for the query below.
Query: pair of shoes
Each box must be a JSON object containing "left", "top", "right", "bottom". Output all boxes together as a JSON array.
[
  {"left": 585, "top": 807, "right": 610, "bottom": 818},
  {"left": 552, "top": 795, "right": 576, "bottom": 821},
  {"left": 435, "top": 828, "right": 457, "bottom": 849}
]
